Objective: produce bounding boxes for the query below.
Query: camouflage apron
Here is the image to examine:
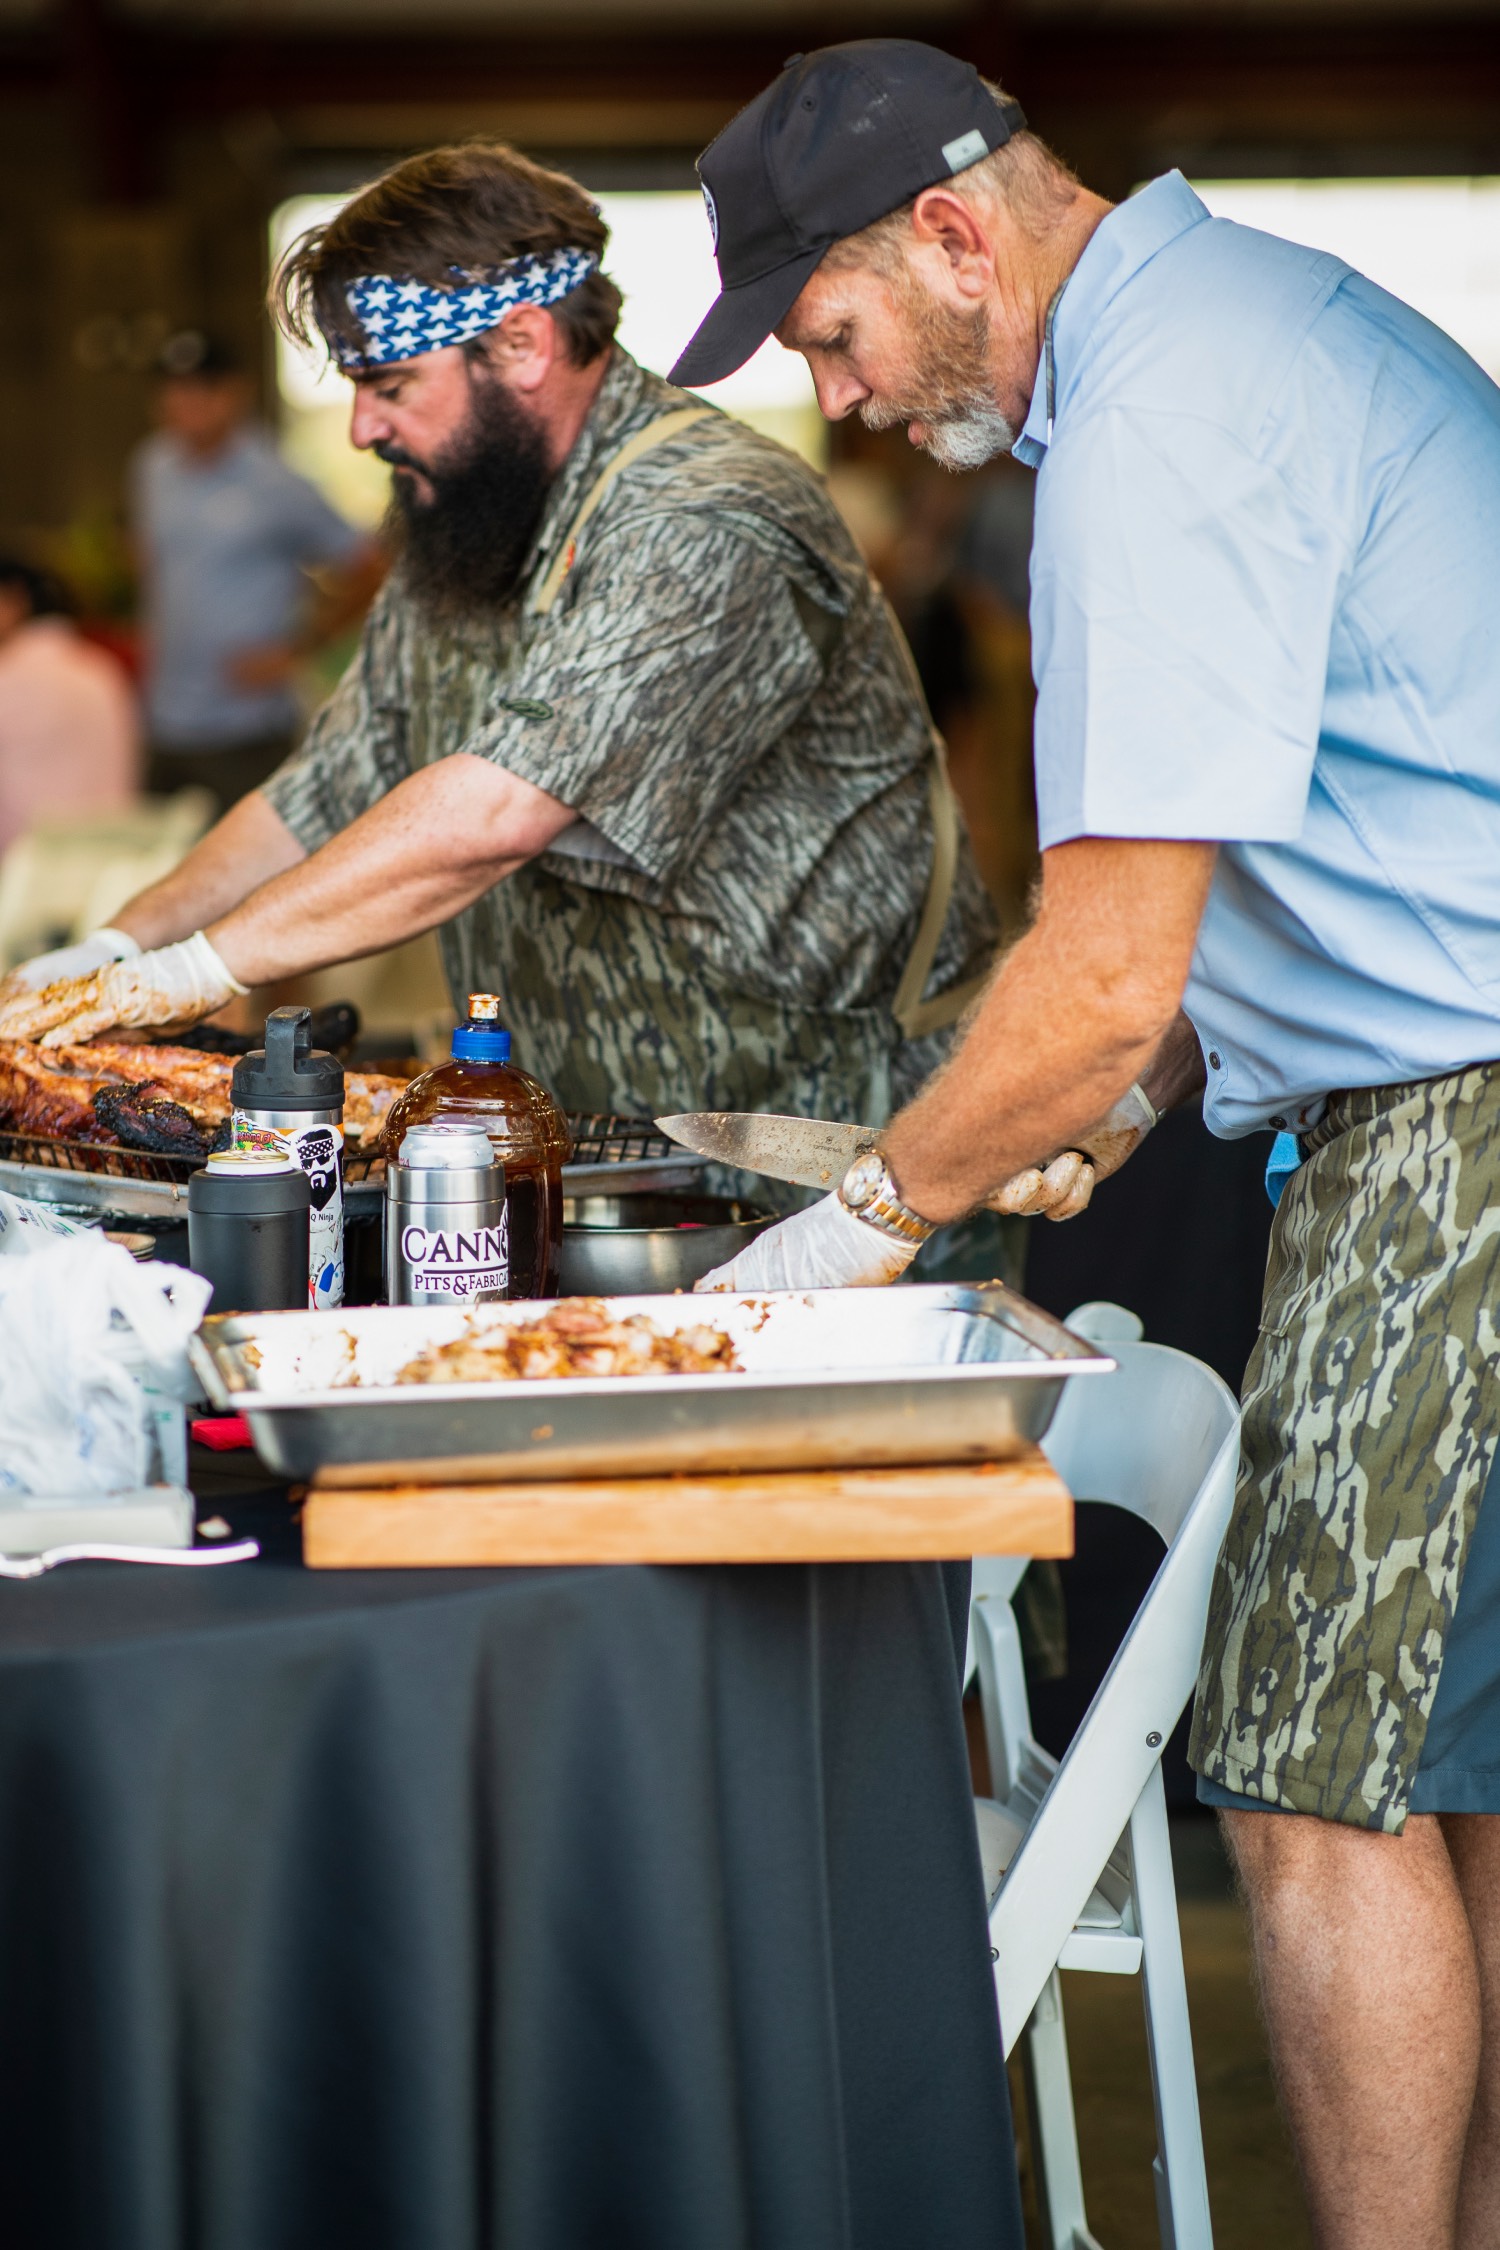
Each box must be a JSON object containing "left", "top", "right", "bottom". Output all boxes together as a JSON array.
[
  {"left": 1190, "top": 1060, "right": 1500, "bottom": 1832},
  {"left": 417, "top": 408, "right": 984, "bottom": 1132}
]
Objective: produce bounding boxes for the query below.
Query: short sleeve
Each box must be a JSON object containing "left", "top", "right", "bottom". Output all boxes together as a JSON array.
[
  {"left": 259, "top": 595, "right": 408, "bottom": 851},
  {"left": 458, "top": 510, "right": 830, "bottom": 886},
  {"left": 1031, "top": 406, "right": 1350, "bottom": 847}
]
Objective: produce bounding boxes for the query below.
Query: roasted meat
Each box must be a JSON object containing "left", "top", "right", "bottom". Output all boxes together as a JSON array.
[
  {"left": 93, "top": 1083, "right": 216, "bottom": 1159},
  {"left": 0, "top": 1038, "right": 405, "bottom": 1154},
  {"left": 395, "top": 1299, "right": 742, "bottom": 1385}
]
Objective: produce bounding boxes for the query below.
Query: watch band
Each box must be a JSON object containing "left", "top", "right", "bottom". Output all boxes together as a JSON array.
[{"left": 838, "top": 1150, "right": 938, "bottom": 1247}]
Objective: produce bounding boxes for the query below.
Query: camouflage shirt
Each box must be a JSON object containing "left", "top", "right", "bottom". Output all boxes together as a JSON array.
[{"left": 263, "top": 349, "right": 997, "bottom": 1123}]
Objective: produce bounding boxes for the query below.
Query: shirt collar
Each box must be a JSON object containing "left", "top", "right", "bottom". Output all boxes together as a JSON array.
[{"left": 1012, "top": 171, "right": 1212, "bottom": 469}]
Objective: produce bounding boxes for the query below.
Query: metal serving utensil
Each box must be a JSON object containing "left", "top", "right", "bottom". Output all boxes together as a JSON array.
[
  {"left": 0, "top": 1538, "right": 260, "bottom": 1581},
  {"left": 655, "top": 1112, "right": 879, "bottom": 1191}
]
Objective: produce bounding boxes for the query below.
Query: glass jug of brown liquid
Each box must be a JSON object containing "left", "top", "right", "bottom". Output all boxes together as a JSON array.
[{"left": 381, "top": 995, "right": 571, "bottom": 1297}]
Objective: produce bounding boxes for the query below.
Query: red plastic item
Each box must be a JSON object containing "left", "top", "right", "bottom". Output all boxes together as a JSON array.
[{"left": 192, "top": 1415, "right": 254, "bottom": 1451}]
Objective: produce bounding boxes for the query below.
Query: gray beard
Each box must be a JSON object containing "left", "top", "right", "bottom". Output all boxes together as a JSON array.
[
  {"left": 861, "top": 390, "right": 1016, "bottom": 472},
  {"left": 919, "top": 398, "right": 1017, "bottom": 471}
]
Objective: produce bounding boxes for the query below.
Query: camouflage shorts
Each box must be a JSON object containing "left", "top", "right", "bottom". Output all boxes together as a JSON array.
[{"left": 1189, "top": 1060, "right": 1500, "bottom": 1833}]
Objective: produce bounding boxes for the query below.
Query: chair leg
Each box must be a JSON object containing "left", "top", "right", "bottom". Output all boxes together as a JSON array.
[
  {"left": 1020, "top": 1971, "right": 1104, "bottom": 2250},
  {"left": 1128, "top": 1763, "right": 1214, "bottom": 2250}
]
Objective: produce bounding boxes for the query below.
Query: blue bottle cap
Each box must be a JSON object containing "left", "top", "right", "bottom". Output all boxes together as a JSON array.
[{"left": 451, "top": 993, "right": 512, "bottom": 1064}]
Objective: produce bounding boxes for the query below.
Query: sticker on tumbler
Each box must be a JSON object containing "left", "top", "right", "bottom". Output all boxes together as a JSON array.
[
  {"left": 231, "top": 1111, "right": 345, "bottom": 1310},
  {"left": 399, "top": 1213, "right": 510, "bottom": 1297}
]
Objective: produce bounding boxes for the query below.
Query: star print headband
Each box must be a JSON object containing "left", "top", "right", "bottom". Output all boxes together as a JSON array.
[{"left": 330, "top": 245, "right": 599, "bottom": 372}]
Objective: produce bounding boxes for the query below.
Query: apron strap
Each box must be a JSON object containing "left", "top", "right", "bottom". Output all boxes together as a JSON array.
[
  {"left": 527, "top": 406, "right": 715, "bottom": 618},
  {"left": 884, "top": 601, "right": 994, "bottom": 1042}
]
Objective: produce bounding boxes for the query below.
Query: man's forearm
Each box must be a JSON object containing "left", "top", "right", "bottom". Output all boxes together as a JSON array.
[
  {"left": 205, "top": 755, "right": 573, "bottom": 986},
  {"left": 883, "top": 837, "right": 1216, "bottom": 1223},
  {"left": 113, "top": 792, "right": 308, "bottom": 950}
]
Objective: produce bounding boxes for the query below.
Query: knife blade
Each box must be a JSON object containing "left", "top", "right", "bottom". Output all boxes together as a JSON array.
[{"left": 655, "top": 1112, "right": 880, "bottom": 1191}]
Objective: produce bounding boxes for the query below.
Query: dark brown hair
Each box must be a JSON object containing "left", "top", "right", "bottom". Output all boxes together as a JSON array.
[{"left": 272, "top": 143, "right": 622, "bottom": 370}]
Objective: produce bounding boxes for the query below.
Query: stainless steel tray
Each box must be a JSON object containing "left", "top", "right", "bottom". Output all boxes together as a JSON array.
[{"left": 188, "top": 1285, "right": 1113, "bottom": 1486}]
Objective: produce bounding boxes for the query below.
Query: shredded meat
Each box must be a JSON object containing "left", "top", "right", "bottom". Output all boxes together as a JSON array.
[
  {"left": 0, "top": 1039, "right": 405, "bottom": 1152},
  {"left": 395, "top": 1299, "right": 742, "bottom": 1385}
]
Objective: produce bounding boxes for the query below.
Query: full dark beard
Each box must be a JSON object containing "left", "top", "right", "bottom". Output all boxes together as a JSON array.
[{"left": 381, "top": 369, "right": 555, "bottom": 618}]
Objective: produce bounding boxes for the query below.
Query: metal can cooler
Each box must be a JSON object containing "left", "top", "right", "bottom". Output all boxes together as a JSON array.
[{"left": 386, "top": 1124, "right": 509, "bottom": 1304}]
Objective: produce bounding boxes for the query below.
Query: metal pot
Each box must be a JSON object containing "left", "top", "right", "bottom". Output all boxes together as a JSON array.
[{"left": 556, "top": 1192, "right": 774, "bottom": 1296}]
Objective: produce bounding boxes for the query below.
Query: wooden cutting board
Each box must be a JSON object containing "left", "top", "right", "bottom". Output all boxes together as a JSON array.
[{"left": 302, "top": 1450, "right": 1072, "bottom": 1568}]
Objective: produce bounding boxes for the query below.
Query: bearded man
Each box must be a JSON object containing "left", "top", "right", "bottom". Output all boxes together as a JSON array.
[
  {"left": 683, "top": 40, "right": 1500, "bottom": 2250},
  {"left": 0, "top": 142, "right": 998, "bottom": 1153}
]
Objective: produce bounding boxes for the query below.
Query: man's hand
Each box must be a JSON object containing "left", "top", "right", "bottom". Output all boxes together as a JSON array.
[
  {"left": 696, "top": 1192, "right": 919, "bottom": 1292},
  {"left": 990, "top": 1079, "right": 1160, "bottom": 1221},
  {"left": 0, "top": 933, "right": 246, "bottom": 1046},
  {"left": 0, "top": 928, "right": 140, "bottom": 1000}
]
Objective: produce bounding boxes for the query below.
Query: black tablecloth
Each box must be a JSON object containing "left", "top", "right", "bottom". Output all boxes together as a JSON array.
[{"left": 0, "top": 1466, "right": 1022, "bottom": 2250}]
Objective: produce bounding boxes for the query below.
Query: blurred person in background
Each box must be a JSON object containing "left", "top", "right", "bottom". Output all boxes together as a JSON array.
[
  {"left": 131, "top": 330, "right": 384, "bottom": 813},
  {"left": 0, "top": 560, "right": 139, "bottom": 854}
]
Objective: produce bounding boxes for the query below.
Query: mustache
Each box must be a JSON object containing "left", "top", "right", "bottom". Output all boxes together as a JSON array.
[{"left": 372, "top": 439, "right": 428, "bottom": 475}]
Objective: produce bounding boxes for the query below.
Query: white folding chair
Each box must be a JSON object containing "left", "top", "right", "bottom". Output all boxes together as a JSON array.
[{"left": 970, "top": 1303, "right": 1240, "bottom": 2250}]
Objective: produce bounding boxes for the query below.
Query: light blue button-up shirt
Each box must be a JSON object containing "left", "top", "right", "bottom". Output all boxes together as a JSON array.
[{"left": 1016, "top": 172, "right": 1500, "bottom": 1137}]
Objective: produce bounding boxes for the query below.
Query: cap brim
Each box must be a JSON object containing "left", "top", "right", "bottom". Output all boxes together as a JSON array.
[{"left": 669, "top": 245, "right": 827, "bottom": 388}]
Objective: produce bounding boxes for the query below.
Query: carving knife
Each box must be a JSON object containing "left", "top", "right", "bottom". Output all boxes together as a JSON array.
[
  {"left": 655, "top": 1111, "right": 880, "bottom": 1191},
  {"left": 657, "top": 1111, "right": 1089, "bottom": 1216}
]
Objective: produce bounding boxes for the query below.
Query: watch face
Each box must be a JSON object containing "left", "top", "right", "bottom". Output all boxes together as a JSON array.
[{"left": 841, "top": 1151, "right": 885, "bottom": 1210}]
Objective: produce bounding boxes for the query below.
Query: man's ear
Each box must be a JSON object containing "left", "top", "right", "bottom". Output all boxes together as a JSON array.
[
  {"left": 483, "top": 305, "right": 558, "bottom": 394},
  {"left": 908, "top": 187, "right": 995, "bottom": 301}
]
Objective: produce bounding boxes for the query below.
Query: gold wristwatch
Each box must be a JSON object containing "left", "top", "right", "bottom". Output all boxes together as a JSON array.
[{"left": 838, "top": 1150, "right": 937, "bottom": 1247}]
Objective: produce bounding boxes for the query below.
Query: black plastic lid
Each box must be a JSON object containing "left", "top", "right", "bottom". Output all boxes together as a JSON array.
[
  {"left": 188, "top": 1161, "right": 312, "bottom": 1215},
  {"left": 231, "top": 1007, "right": 343, "bottom": 1112}
]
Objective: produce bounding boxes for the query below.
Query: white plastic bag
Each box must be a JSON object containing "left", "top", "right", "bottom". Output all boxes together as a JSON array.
[
  {"left": 0, "top": 1233, "right": 212, "bottom": 1496},
  {"left": 0, "top": 1189, "right": 89, "bottom": 1256}
]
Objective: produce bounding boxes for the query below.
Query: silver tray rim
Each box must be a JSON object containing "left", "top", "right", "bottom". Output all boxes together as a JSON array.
[{"left": 188, "top": 1285, "right": 1117, "bottom": 1414}]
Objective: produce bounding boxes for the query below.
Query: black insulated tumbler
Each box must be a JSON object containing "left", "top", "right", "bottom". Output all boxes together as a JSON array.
[{"left": 188, "top": 1150, "right": 312, "bottom": 1313}]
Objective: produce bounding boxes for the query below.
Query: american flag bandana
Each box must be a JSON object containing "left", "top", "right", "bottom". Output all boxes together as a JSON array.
[{"left": 333, "top": 246, "right": 599, "bottom": 371}]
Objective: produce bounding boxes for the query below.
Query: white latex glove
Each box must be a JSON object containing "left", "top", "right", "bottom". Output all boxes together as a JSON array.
[
  {"left": 696, "top": 1190, "right": 919, "bottom": 1293},
  {"left": 1, "top": 927, "right": 140, "bottom": 997},
  {"left": 0, "top": 931, "right": 247, "bottom": 1047},
  {"left": 988, "top": 1081, "right": 1160, "bottom": 1223}
]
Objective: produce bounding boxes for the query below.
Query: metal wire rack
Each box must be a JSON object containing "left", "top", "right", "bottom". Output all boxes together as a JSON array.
[
  {"left": 563, "top": 1113, "right": 685, "bottom": 1167},
  {"left": 0, "top": 1114, "right": 689, "bottom": 1190},
  {"left": 0, "top": 1131, "right": 384, "bottom": 1188}
]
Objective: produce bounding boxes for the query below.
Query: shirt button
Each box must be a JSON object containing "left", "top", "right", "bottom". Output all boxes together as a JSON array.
[
  {"left": 1270, "top": 1114, "right": 1288, "bottom": 1129},
  {"left": 1207, "top": 1050, "right": 1222, "bottom": 1070}
]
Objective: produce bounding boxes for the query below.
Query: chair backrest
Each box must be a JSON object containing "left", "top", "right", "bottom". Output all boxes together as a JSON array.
[{"left": 978, "top": 1330, "right": 1240, "bottom": 2043}]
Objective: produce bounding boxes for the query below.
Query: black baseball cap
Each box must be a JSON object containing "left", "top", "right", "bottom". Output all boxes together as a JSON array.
[{"left": 670, "top": 41, "right": 1025, "bottom": 389}]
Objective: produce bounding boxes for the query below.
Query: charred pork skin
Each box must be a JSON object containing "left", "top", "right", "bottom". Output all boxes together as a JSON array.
[{"left": 92, "top": 1084, "right": 215, "bottom": 1159}]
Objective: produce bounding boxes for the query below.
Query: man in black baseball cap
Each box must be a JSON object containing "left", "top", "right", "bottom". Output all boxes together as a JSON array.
[
  {"left": 672, "top": 40, "right": 1105, "bottom": 472},
  {"left": 696, "top": 38, "right": 1500, "bottom": 2250},
  {"left": 672, "top": 40, "right": 1025, "bottom": 391}
]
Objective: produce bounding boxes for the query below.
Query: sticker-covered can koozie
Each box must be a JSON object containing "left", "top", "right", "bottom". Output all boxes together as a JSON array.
[{"left": 232, "top": 1113, "right": 345, "bottom": 1308}]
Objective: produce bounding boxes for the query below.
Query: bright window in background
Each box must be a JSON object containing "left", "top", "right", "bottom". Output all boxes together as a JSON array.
[
  {"left": 269, "top": 189, "right": 823, "bottom": 527},
  {"left": 1190, "top": 179, "right": 1500, "bottom": 380}
]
